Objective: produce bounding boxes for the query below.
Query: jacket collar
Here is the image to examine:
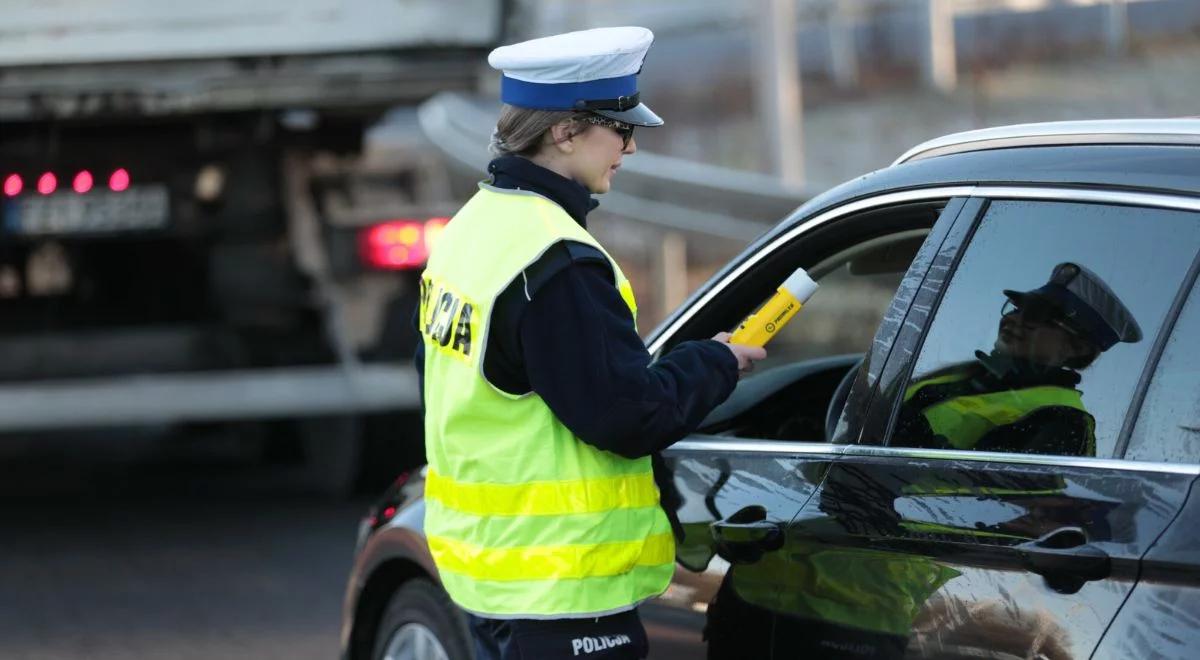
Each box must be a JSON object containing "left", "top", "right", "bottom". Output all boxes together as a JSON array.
[
  {"left": 487, "top": 156, "right": 599, "bottom": 227},
  {"left": 974, "top": 350, "right": 1082, "bottom": 388}
]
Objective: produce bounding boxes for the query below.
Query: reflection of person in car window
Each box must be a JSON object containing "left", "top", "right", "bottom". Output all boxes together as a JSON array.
[{"left": 895, "top": 262, "right": 1142, "bottom": 456}]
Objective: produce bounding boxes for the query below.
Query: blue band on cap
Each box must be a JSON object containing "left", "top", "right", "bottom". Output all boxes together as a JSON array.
[{"left": 500, "top": 74, "right": 638, "bottom": 110}]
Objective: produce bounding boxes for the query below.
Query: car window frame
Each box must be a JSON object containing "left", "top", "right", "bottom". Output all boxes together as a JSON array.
[
  {"left": 860, "top": 186, "right": 1200, "bottom": 469},
  {"left": 839, "top": 196, "right": 987, "bottom": 444}
]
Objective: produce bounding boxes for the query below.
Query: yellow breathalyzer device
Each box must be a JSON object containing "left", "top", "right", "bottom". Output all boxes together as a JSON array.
[{"left": 729, "top": 267, "right": 819, "bottom": 347}]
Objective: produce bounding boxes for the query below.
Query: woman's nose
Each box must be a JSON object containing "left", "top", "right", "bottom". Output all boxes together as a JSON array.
[{"left": 623, "top": 136, "right": 637, "bottom": 155}]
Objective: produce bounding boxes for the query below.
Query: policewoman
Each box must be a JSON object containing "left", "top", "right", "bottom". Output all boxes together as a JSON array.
[
  {"left": 415, "top": 27, "right": 765, "bottom": 659},
  {"left": 895, "top": 262, "right": 1142, "bottom": 456}
]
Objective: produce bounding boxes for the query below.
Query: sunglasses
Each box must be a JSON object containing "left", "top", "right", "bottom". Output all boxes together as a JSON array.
[
  {"left": 576, "top": 114, "right": 636, "bottom": 149},
  {"left": 1001, "top": 299, "right": 1084, "bottom": 338}
]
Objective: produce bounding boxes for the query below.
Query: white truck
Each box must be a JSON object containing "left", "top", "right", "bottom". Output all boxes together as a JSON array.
[{"left": 0, "top": 0, "right": 508, "bottom": 493}]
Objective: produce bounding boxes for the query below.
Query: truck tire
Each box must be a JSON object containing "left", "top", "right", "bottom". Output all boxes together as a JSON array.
[{"left": 372, "top": 579, "right": 472, "bottom": 660}]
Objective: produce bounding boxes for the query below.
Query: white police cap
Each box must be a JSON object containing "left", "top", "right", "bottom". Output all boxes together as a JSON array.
[{"left": 488, "top": 27, "right": 663, "bottom": 127}]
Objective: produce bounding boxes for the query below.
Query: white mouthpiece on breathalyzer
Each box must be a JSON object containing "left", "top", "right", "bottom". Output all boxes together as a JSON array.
[{"left": 781, "top": 267, "right": 818, "bottom": 303}]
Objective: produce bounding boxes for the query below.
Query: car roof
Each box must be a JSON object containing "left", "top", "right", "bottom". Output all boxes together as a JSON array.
[
  {"left": 761, "top": 120, "right": 1200, "bottom": 247},
  {"left": 893, "top": 118, "right": 1200, "bottom": 165}
]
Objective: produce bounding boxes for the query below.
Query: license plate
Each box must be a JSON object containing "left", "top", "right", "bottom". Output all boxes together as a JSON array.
[{"left": 3, "top": 186, "right": 169, "bottom": 236}]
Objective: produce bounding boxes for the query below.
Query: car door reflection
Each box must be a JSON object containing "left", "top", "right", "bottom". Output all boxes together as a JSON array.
[
  {"left": 768, "top": 454, "right": 1185, "bottom": 660},
  {"left": 646, "top": 447, "right": 834, "bottom": 659}
]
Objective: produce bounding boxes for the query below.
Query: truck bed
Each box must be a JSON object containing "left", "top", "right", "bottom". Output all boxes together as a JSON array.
[
  {"left": 0, "top": 0, "right": 502, "bottom": 66},
  {"left": 0, "top": 0, "right": 504, "bottom": 119}
]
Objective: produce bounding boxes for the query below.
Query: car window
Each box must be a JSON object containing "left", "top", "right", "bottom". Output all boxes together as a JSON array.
[
  {"left": 678, "top": 201, "right": 952, "bottom": 442},
  {"left": 888, "top": 200, "right": 1200, "bottom": 458},
  {"left": 1125, "top": 276, "right": 1200, "bottom": 463},
  {"left": 752, "top": 231, "right": 920, "bottom": 372}
]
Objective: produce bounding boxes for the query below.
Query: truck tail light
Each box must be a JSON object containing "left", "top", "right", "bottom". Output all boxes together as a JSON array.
[
  {"left": 3, "top": 174, "right": 21, "bottom": 197},
  {"left": 360, "top": 218, "right": 448, "bottom": 270},
  {"left": 2, "top": 168, "right": 134, "bottom": 198},
  {"left": 37, "top": 172, "right": 57, "bottom": 195},
  {"left": 73, "top": 170, "right": 94, "bottom": 194},
  {"left": 109, "top": 168, "right": 131, "bottom": 192}
]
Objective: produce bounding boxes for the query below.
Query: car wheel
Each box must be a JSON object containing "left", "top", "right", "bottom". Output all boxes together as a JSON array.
[{"left": 373, "top": 579, "right": 472, "bottom": 660}]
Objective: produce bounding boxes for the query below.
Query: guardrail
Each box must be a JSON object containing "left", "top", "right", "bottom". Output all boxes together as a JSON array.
[
  {"left": 0, "top": 365, "right": 420, "bottom": 431},
  {"left": 417, "top": 92, "right": 815, "bottom": 242}
]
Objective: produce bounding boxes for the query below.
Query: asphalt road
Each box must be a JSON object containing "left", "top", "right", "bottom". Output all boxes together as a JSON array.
[{"left": 0, "top": 431, "right": 371, "bottom": 660}]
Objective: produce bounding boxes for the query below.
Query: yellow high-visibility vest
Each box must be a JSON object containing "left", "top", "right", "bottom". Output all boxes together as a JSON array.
[
  {"left": 905, "top": 371, "right": 1096, "bottom": 455},
  {"left": 419, "top": 184, "right": 673, "bottom": 618}
]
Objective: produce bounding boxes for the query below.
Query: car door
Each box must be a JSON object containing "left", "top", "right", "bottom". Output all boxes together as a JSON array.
[
  {"left": 640, "top": 193, "right": 972, "bottom": 659},
  {"left": 1093, "top": 271, "right": 1200, "bottom": 659},
  {"left": 784, "top": 191, "right": 1200, "bottom": 659}
]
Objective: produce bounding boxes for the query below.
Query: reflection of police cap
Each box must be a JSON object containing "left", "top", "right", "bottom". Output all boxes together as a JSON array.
[
  {"left": 487, "top": 27, "right": 663, "bottom": 127},
  {"left": 1004, "top": 262, "right": 1142, "bottom": 351}
]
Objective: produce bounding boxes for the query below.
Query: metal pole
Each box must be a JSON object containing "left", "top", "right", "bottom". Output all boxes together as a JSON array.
[
  {"left": 829, "top": 0, "right": 859, "bottom": 89},
  {"left": 922, "top": 0, "right": 957, "bottom": 93},
  {"left": 1107, "top": 0, "right": 1129, "bottom": 56},
  {"left": 755, "top": 0, "right": 804, "bottom": 186},
  {"left": 658, "top": 231, "right": 689, "bottom": 315}
]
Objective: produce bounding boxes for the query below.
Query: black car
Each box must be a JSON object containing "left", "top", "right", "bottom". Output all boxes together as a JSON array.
[{"left": 340, "top": 119, "right": 1200, "bottom": 660}]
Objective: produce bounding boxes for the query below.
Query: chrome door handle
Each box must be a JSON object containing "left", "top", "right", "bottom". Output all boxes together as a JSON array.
[
  {"left": 711, "top": 505, "right": 785, "bottom": 564},
  {"left": 1016, "top": 526, "right": 1110, "bottom": 593}
]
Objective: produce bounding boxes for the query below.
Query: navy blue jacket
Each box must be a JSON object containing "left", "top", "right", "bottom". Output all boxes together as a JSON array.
[{"left": 415, "top": 156, "right": 738, "bottom": 459}]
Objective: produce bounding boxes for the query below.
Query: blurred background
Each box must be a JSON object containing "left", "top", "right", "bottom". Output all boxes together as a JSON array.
[{"left": 0, "top": 1, "right": 1196, "bottom": 658}]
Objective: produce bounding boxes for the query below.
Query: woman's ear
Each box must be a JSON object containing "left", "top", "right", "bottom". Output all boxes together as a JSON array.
[{"left": 547, "top": 120, "right": 577, "bottom": 154}]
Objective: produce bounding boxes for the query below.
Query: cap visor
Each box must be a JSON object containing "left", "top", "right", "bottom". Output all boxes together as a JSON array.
[
  {"left": 1003, "top": 287, "right": 1061, "bottom": 310},
  {"left": 593, "top": 102, "right": 663, "bottom": 127},
  {"left": 1002, "top": 289, "right": 1028, "bottom": 307}
]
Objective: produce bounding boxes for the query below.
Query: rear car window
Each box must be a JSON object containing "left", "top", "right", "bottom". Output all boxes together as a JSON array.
[{"left": 888, "top": 199, "right": 1200, "bottom": 458}]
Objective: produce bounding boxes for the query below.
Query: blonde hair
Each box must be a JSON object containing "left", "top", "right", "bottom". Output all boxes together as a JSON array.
[{"left": 489, "top": 104, "right": 582, "bottom": 157}]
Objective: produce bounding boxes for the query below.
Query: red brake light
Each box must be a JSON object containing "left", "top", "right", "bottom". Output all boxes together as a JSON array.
[
  {"left": 109, "top": 168, "right": 130, "bottom": 192},
  {"left": 2, "top": 174, "right": 21, "bottom": 197},
  {"left": 73, "top": 170, "right": 93, "bottom": 194},
  {"left": 361, "top": 219, "right": 442, "bottom": 270},
  {"left": 37, "top": 172, "right": 57, "bottom": 195}
]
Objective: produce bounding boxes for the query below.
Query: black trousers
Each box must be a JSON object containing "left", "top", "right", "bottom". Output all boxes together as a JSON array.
[{"left": 468, "top": 608, "right": 649, "bottom": 659}]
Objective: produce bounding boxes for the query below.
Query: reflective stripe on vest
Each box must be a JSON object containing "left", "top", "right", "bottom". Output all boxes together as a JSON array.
[
  {"left": 905, "top": 373, "right": 1095, "bottom": 452},
  {"left": 419, "top": 185, "right": 673, "bottom": 618},
  {"left": 424, "top": 469, "right": 661, "bottom": 516}
]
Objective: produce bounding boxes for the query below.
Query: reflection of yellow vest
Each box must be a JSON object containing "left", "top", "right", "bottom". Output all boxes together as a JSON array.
[
  {"left": 905, "top": 373, "right": 1096, "bottom": 454},
  {"left": 419, "top": 185, "right": 672, "bottom": 618},
  {"left": 679, "top": 518, "right": 958, "bottom": 637},
  {"left": 737, "top": 542, "right": 960, "bottom": 637}
]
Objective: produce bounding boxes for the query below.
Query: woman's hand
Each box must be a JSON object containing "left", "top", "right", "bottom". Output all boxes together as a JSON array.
[{"left": 712, "top": 332, "right": 768, "bottom": 378}]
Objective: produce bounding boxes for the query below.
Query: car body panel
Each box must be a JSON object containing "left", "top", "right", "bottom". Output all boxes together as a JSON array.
[
  {"left": 645, "top": 440, "right": 841, "bottom": 658},
  {"left": 782, "top": 446, "right": 1197, "bottom": 659},
  {"left": 1093, "top": 475, "right": 1200, "bottom": 659}
]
